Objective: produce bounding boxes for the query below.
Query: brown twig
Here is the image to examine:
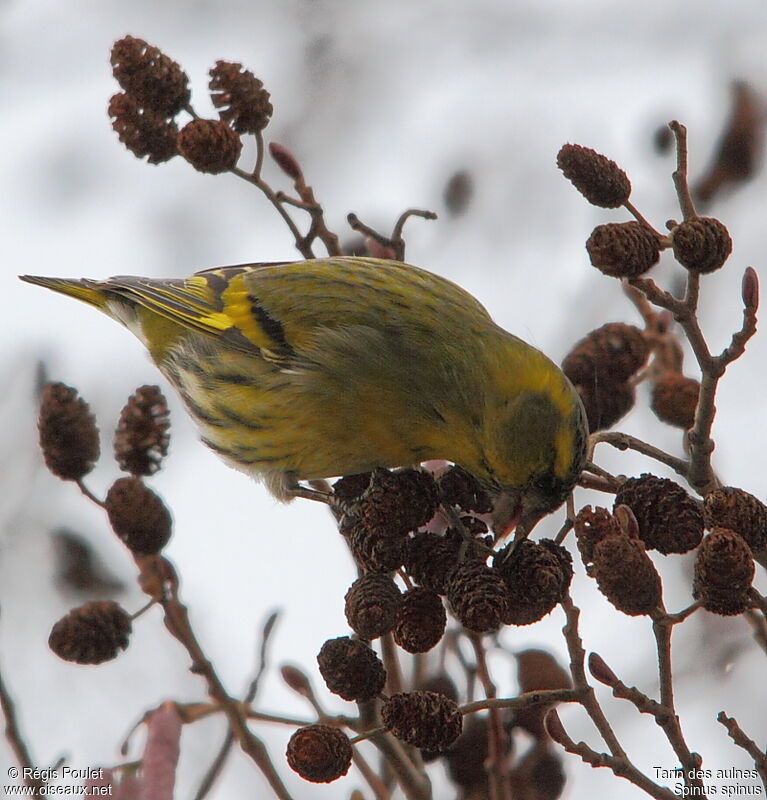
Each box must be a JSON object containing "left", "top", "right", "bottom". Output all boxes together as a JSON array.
[
  {"left": 554, "top": 516, "right": 575, "bottom": 545},
  {"left": 588, "top": 612, "right": 705, "bottom": 793},
  {"left": 356, "top": 729, "right": 431, "bottom": 800},
  {"left": 0, "top": 664, "right": 45, "bottom": 795},
  {"left": 460, "top": 687, "right": 585, "bottom": 715},
  {"left": 292, "top": 177, "right": 342, "bottom": 258},
  {"left": 229, "top": 130, "right": 329, "bottom": 259},
  {"left": 381, "top": 632, "right": 404, "bottom": 697},
  {"left": 577, "top": 473, "right": 622, "bottom": 494},
  {"left": 156, "top": 563, "right": 294, "bottom": 800},
  {"left": 76, "top": 479, "right": 105, "bottom": 507},
  {"left": 659, "top": 602, "right": 701, "bottom": 625},
  {"left": 745, "top": 590, "right": 767, "bottom": 655},
  {"left": 553, "top": 596, "right": 702, "bottom": 798},
  {"left": 351, "top": 747, "right": 393, "bottom": 800},
  {"left": 244, "top": 702, "right": 353, "bottom": 732},
  {"left": 232, "top": 164, "right": 314, "bottom": 259},
  {"left": 589, "top": 431, "right": 690, "bottom": 479},
  {"left": 631, "top": 266, "right": 758, "bottom": 495},
  {"left": 626, "top": 135, "right": 759, "bottom": 497},
  {"left": 717, "top": 712, "right": 767, "bottom": 789},
  {"left": 669, "top": 121, "right": 697, "bottom": 221},
  {"left": 545, "top": 710, "right": 680, "bottom": 800},
  {"left": 624, "top": 200, "right": 667, "bottom": 241},
  {"left": 347, "top": 209, "right": 437, "bottom": 262},
  {"left": 468, "top": 633, "right": 512, "bottom": 800},
  {"left": 560, "top": 595, "right": 626, "bottom": 759},
  {"left": 194, "top": 611, "right": 280, "bottom": 800}
]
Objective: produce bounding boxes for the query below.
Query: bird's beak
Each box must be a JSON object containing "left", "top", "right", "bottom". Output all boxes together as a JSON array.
[
  {"left": 490, "top": 491, "right": 546, "bottom": 542},
  {"left": 490, "top": 491, "right": 522, "bottom": 538},
  {"left": 512, "top": 505, "right": 547, "bottom": 541}
]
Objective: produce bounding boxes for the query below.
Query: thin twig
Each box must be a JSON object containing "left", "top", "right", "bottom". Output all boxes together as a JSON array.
[
  {"left": 347, "top": 213, "right": 394, "bottom": 252},
  {"left": 651, "top": 615, "right": 705, "bottom": 791},
  {"left": 460, "top": 688, "right": 586, "bottom": 715},
  {"left": 468, "top": 633, "right": 512, "bottom": 800},
  {"left": 659, "top": 602, "right": 701, "bottom": 625},
  {"left": 76, "top": 479, "right": 105, "bottom": 507},
  {"left": 628, "top": 254, "right": 758, "bottom": 498},
  {"left": 743, "top": 610, "right": 767, "bottom": 656},
  {"left": 577, "top": 473, "right": 622, "bottom": 494},
  {"left": 560, "top": 595, "right": 626, "bottom": 759},
  {"left": 351, "top": 746, "right": 393, "bottom": 800},
  {"left": 554, "top": 516, "right": 574, "bottom": 545},
  {"left": 555, "top": 598, "right": 705, "bottom": 798},
  {"left": 359, "top": 730, "right": 432, "bottom": 800},
  {"left": 381, "top": 632, "right": 404, "bottom": 697},
  {"left": 745, "top": 589, "right": 767, "bottom": 655},
  {"left": 194, "top": 612, "right": 280, "bottom": 800},
  {"left": 669, "top": 121, "right": 697, "bottom": 221},
  {"left": 589, "top": 431, "right": 690, "bottom": 479},
  {"left": 156, "top": 563, "right": 294, "bottom": 800},
  {"left": 390, "top": 209, "right": 438, "bottom": 260},
  {"left": 347, "top": 210, "right": 436, "bottom": 262},
  {"left": 0, "top": 665, "right": 45, "bottom": 795},
  {"left": 231, "top": 162, "right": 314, "bottom": 259},
  {"left": 717, "top": 712, "right": 767, "bottom": 789},
  {"left": 624, "top": 200, "right": 667, "bottom": 240},
  {"left": 545, "top": 710, "right": 680, "bottom": 800},
  {"left": 719, "top": 268, "right": 759, "bottom": 365}
]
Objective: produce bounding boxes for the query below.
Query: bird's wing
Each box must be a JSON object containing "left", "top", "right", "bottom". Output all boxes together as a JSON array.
[{"left": 92, "top": 257, "right": 493, "bottom": 366}]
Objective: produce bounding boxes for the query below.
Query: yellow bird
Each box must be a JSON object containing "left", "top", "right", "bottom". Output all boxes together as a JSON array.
[{"left": 21, "top": 257, "right": 587, "bottom": 536}]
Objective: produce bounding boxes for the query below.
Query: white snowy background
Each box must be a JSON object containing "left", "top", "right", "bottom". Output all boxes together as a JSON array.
[{"left": 2, "top": 0, "right": 767, "bottom": 798}]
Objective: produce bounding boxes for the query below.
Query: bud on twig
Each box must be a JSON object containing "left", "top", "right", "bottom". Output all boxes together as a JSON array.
[
  {"left": 139, "top": 702, "right": 182, "bottom": 799},
  {"left": 587, "top": 652, "right": 620, "bottom": 688},
  {"left": 281, "top": 665, "right": 313, "bottom": 697},
  {"left": 742, "top": 266, "right": 759, "bottom": 312},
  {"left": 544, "top": 710, "right": 570, "bottom": 746},
  {"left": 269, "top": 141, "right": 303, "bottom": 181}
]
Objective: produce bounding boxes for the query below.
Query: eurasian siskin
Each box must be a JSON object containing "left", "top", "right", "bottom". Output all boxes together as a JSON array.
[{"left": 21, "top": 257, "right": 587, "bottom": 535}]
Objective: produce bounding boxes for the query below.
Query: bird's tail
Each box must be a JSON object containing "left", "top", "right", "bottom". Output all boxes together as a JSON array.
[{"left": 19, "top": 275, "right": 109, "bottom": 311}]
